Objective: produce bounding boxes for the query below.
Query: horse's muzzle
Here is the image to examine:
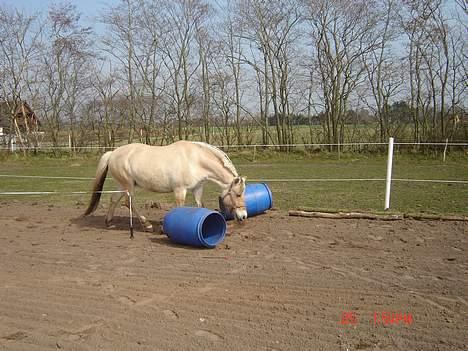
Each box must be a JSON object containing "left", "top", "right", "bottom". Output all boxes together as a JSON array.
[{"left": 234, "top": 209, "right": 248, "bottom": 222}]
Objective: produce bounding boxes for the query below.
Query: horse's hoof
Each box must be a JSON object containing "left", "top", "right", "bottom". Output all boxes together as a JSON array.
[
  {"left": 155, "top": 224, "right": 164, "bottom": 235},
  {"left": 144, "top": 224, "right": 154, "bottom": 233},
  {"left": 105, "top": 219, "right": 112, "bottom": 227}
]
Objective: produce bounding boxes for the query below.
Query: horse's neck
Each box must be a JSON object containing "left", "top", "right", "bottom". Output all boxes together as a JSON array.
[
  {"left": 208, "top": 170, "right": 235, "bottom": 191},
  {"left": 203, "top": 158, "right": 235, "bottom": 191}
]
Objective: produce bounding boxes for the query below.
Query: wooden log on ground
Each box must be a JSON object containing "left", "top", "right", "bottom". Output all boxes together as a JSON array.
[
  {"left": 403, "top": 213, "right": 468, "bottom": 221},
  {"left": 288, "top": 210, "right": 402, "bottom": 221},
  {"left": 289, "top": 210, "right": 468, "bottom": 222}
]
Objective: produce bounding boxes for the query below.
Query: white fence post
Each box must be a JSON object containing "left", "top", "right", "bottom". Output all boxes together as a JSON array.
[
  {"left": 384, "top": 137, "right": 394, "bottom": 210},
  {"left": 443, "top": 138, "right": 448, "bottom": 162},
  {"left": 10, "top": 135, "right": 16, "bottom": 152}
]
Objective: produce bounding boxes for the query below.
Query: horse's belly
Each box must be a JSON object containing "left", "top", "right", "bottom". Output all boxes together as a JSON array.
[
  {"left": 131, "top": 164, "right": 199, "bottom": 193},
  {"left": 134, "top": 174, "right": 173, "bottom": 193}
]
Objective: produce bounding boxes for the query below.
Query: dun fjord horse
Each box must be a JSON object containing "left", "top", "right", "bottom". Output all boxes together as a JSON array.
[{"left": 83, "top": 141, "right": 247, "bottom": 232}]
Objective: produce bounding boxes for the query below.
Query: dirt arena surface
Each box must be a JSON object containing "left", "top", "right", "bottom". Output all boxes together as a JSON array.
[{"left": 0, "top": 201, "right": 466, "bottom": 351}]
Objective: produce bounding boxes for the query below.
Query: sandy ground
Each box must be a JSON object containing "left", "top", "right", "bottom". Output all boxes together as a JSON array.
[{"left": 0, "top": 201, "right": 466, "bottom": 351}]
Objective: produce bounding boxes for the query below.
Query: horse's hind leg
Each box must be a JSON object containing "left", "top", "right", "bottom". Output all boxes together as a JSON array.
[
  {"left": 106, "top": 190, "right": 125, "bottom": 227},
  {"left": 105, "top": 189, "right": 152, "bottom": 232}
]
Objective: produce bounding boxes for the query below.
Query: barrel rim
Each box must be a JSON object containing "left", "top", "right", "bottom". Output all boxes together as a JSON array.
[
  {"left": 260, "top": 182, "right": 273, "bottom": 208},
  {"left": 196, "top": 210, "right": 226, "bottom": 248}
]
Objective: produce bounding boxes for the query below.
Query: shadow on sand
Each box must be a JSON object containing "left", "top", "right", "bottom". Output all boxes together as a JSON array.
[
  {"left": 71, "top": 214, "right": 133, "bottom": 232},
  {"left": 70, "top": 214, "right": 208, "bottom": 250}
]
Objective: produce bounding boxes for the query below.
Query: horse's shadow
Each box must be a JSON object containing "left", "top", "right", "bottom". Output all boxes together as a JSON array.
[
  {"left": 71, "top": 214, "right": 132, "bottom": 232},
  {"left": 70, "top": 214, "right": 203, "bottom": 249}
]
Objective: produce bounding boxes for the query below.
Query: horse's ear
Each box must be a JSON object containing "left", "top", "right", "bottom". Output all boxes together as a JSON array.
[
  {"left": 233, "top": 177, "right": 240, "bottom": 184},
  {"left": 241, "top": 176, "right": 247, "bottom": 183}
]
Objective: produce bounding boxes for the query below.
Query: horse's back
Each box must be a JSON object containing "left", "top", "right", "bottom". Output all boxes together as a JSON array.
[{"left": 107, "top": 142, "right": 204, "bottom": 191}]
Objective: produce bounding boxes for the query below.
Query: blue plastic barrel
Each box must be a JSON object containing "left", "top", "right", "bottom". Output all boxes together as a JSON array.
[
  {"left": 163, "top": 207, "right": 226, "bottom": 248},
  {"left": 220, "top": 183, "right": 273, "bottom": 220}
]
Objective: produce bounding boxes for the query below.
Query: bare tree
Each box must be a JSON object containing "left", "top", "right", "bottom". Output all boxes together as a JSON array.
[
  {"left": 239, "top": 0, "right": 302, "bottom": 147},
  {"left": 217, "top": 1, "right": 245, "bottom": 145},
  {"left": 0, "top": 5, "right": 42, "bottom": 152},
  {"left": 159, "top": 0, "right": 208, "bottom": 140},
  {"left": 304, "top": 0, "right": 381, "bottom": 148},
  {"left": 195, "top": 16, "right": 214, "bottom": 143},
  {"left": 90, "top": 61, "right": 122, "bottom": 148},
  {"left": 101, "top": 0, "right": 140, "bottom": 143},
  {"left": 400, "top": 0, "right": 466, "bottom": 142},
  {"left": 364, "top": 0, "right": 404, "bottom": 142},
  {"left": 1, "top": 0, "right": 465, "bottom": 152},
  {"left": 127, "top": 0, "right": 165, "bottom": 144}
]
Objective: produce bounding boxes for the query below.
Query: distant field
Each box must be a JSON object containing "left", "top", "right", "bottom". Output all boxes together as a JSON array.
[
  {"left": 0, "top": 151, "right": 466, "bottom": 215},
  {"left": 28, "top": 123, "right": 426, "bottom": 148}
]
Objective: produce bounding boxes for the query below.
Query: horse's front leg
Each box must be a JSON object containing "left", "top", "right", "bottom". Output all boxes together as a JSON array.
[
  {"left": 174, "top": 188, "right": 187, "bottom": 207},
  {"left": 192, "top": 185, "right": 204, "bottom": 208}
]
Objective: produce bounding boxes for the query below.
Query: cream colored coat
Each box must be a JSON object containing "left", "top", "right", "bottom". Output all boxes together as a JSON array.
[{"left": 84, "top": 141, "right": 247, "bottom": 231}]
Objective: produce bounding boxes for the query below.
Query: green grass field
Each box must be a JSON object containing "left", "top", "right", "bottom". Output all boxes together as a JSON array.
[{"left": 0, "top": 151, "right": 466, "bottom": 215}]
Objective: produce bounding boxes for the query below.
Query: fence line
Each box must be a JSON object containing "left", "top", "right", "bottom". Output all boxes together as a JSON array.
[
  {"left": 1, "top": 174, "right": 467, "bottom": 184},
  {"left": 0, "top": 174, "right": 94, "bottom": 180},
  {"left": 0, "top": 190, "right": 127, "bottom": 195},
  {"left": 1, "top": 141, "right": 468, "bottom": 151},
  {"left": 1, "top": 173, "right": 467, "bottom": 184},
  {"left": 1, "top": 138, "right": 466, "bottom": 212},
  {"left": 250, "top": 178, "right": 468, "bottom": 184}
]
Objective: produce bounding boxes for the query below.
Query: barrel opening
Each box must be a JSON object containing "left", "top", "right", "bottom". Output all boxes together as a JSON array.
[{"left": 200, "top": 213, "right": 226, "bottom": 246}]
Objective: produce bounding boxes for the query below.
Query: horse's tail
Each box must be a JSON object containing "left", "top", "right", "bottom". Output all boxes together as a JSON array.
[{"left": 83, "top": 151, "right": 112, "bottom": 216}]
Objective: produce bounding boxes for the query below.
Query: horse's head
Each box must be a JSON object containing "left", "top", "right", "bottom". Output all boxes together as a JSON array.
[{"left": 220, "top": 176, "right": 247, "bottom": 222}]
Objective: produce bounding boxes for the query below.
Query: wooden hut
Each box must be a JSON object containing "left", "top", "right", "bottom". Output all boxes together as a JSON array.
[{"left": 0, "top": 101, "right": 40, "bottom": 134}]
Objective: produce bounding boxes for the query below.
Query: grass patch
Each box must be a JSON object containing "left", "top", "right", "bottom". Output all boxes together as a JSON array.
[{"left": 0, "top": 152, "right": 466, "bottom": 215}]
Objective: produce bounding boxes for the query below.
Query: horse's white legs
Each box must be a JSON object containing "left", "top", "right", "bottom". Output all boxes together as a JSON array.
[
  {"left": 174, "top": 188, "right": 187, "bottom": 207},
  {"left": 106, "top": 190, "right": 126, "bottom": 227},
  {"left": 106, "top": 187, "right": 153, "bottom": 232},
  {"left": 124, "top": 192, "right": 154, "bottom": 232},
  {"left": 192, "top": 185, "right": 204, "bottom": 207},
  {"left": 127, "top": 198, "right": 153, "bottom": 231}
]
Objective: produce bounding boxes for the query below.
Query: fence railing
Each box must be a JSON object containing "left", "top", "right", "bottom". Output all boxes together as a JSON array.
[
  {"left": 0, "top": 138, "right": 466, "bottom": 212},
  {"left": 1, "top": 141, "right": 467, "bottom": 151}
]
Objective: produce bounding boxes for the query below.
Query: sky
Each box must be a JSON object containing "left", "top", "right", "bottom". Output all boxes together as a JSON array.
[{"left": 1, "top": 0, "right": 117, "bottom": 27}]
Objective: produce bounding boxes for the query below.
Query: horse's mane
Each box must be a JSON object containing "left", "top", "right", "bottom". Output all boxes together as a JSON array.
[{"left": 191, "top": 142, "right": 238, "bottom": 177}]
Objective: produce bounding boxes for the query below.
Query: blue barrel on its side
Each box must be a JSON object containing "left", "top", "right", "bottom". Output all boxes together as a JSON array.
[
  {"left": 220, "top": 183, "right": 273, "bottom": 220},
  {"left": 163, "top": 207, "right": 226, "bottom": 248}
]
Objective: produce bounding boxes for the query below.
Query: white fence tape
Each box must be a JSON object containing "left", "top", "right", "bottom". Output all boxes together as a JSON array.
[
  {"left": 1, "top": 174, "right": 467, "bottom": 184},
  {"left": 1, "top": 174, "right": 467, "bottom": 185},
  {"left": 0, "top": 174, "right": 93, "bottom": 180},
  {"left": 248, "top": 178, "right": 468, "bottom": 183},
  {"left": 0, "top": 190, "right": 126, "bottom": 195}
]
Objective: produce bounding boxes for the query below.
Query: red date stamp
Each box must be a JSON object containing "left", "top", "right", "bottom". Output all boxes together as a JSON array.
[
  {"left": 373, "top": 311, "right": 413, "bottom": 326},
  {"left": 340, "top": 311, "right": 413, "bottom": 326},
  {"left": 340, "top": 311, "right": 359, "bottom": 325}
]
